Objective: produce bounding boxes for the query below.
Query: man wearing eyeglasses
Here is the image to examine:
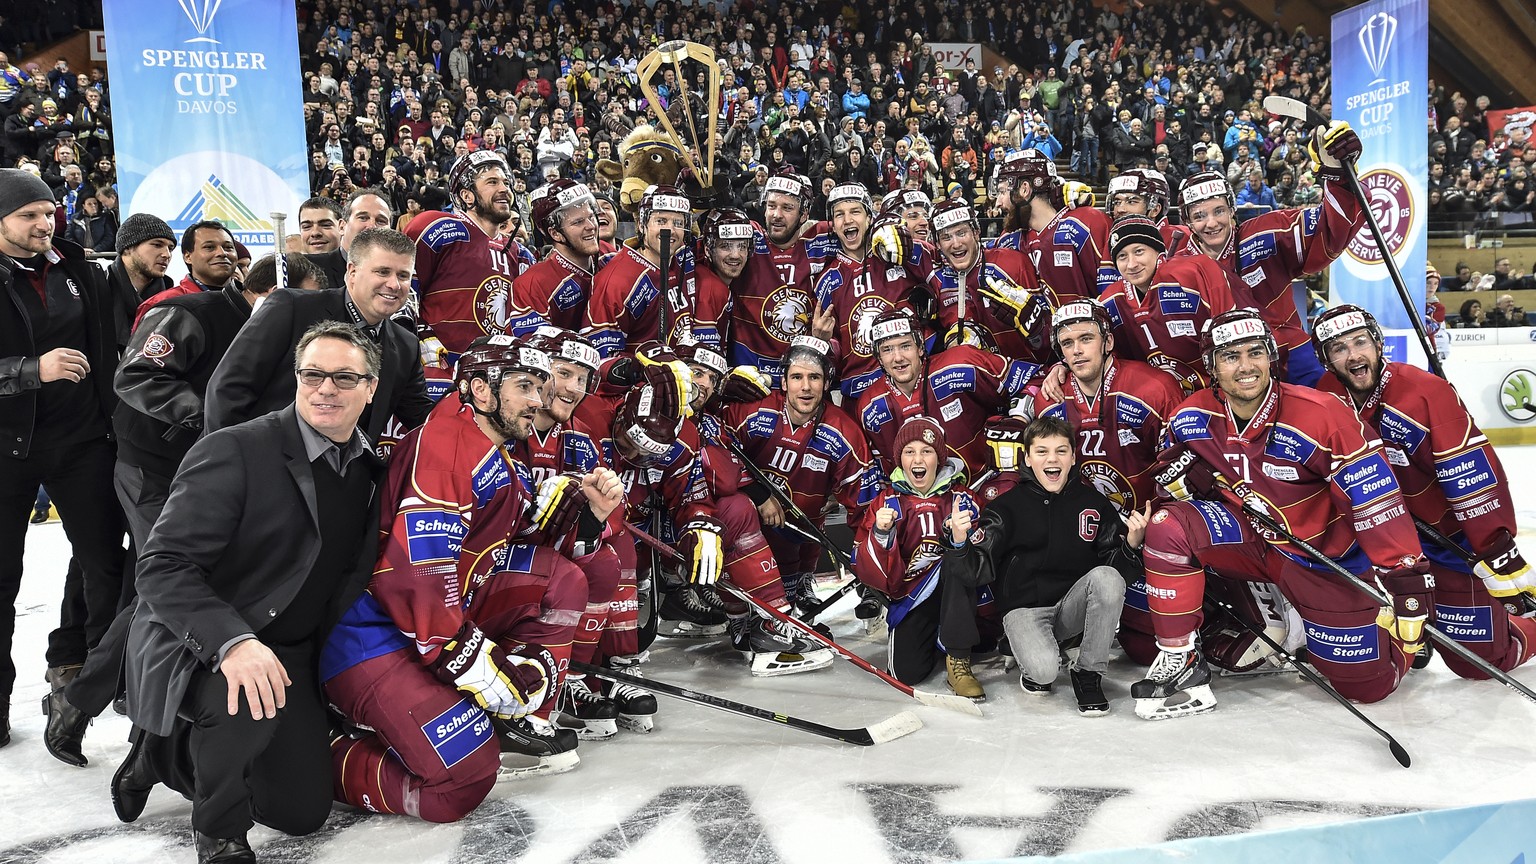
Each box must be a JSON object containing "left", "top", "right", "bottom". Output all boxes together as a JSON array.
[
  {"left": 204, "top": 227, "right": 432, "bottom": 445},
  {"left": 114, "top": 321, "right": 386, "bottom": 863}
]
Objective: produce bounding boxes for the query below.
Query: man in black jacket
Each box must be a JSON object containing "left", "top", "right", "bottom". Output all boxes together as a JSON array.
[
  {"left": 944, "top": 415, "right": 1149, "bottom": 716},
  {"left": 204, "top": 227, "right": 431, "bottom": 444},
  {"left": 113, "top": 321, "right": 384, "bottom": 864},
  {"left": 42, "top": 253, "right": 325, "bottom": 768},
  {"left": 105, "top": 213, "right": 176, "bottom": 348},
  {"left": 0, "top": 168, "right": 127, "bottom": 748}
]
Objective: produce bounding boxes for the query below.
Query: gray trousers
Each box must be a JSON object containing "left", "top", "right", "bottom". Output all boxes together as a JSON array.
[{"left": 1002, "top": 565, "right": 1126, "bottom": 683}]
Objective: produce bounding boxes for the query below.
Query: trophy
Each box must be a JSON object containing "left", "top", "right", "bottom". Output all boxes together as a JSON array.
[{"left": 635, "top": 40, "right": 723, "bottom": 200}]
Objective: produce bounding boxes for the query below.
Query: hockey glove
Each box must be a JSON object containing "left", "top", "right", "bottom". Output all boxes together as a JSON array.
[
  {"left": 419, "top": 334, "right": 449, "bottom": 369},
  {"left": 635, "top": 341, "right": 695, "bottom": 418},
  {"left": 978, "top": 266, "right": 1049, "bottom": 339},
  {"left": 1063, "top": 180, "right": 1095, "bottom": 209},
  {"left": 1308, "top": 121, "right": 1362, "bottom": 174},
  {"left": 534, "top": 473, "right": 589, "bottom": 539},
  {"left": 431, "top": 623, "right": 553, "bottom": 720},
  {"left": 1375, "top": 559, "right": 1436, "bottom": 650},
  {"left": 1153, "top": 449, "right": 1227, "bottom": 502},
  {"left": 600, "top": 355, "right": 643, "bottom": 390},
  {"left": 1473, "top": 528, "right": 1535, "bottom": 598},
  {"left": 717, "top": 365, "right": 773, "bottom": 405},
  {"left": 676, "top": 516, "right": 727, "bottom": 585},
  {"left": 870, "top": 218, "right": 913, "bottom": 266}
]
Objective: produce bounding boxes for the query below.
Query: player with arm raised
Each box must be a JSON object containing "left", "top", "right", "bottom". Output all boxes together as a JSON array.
[
  {"left": 1171, "top": 121, "right": 1366, "bottom": 386},
  {"left": 812, "top": 184, "right": 928, "bottom": 400},
  {"left": 1314, "top": 305, "right": 1536, "bottom": 677},
  {"left": 1031, "top": 299, "right": 1185, "bottom": 666},
  {"left": 510, "top": 181, "right": 605, "bottom": 335},
  {"left": 1134, "top": 309, "right": 1429, "bottom": 720},
  {"left": 407, "top": 152, "right": 542, "bottom": 376}
]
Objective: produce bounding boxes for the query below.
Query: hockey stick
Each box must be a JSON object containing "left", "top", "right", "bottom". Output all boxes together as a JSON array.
[
  {"left": 571, "top": 660, "right": 921, "bottom": 746},
  {"left": 638, "top": 230, "right": 676, "bottom": 650},
  {"left": 1237, "top": 500, "right": 1536, "bottom": 706},
  {"left": 1262, "top": 95, "right": 1445, "bottom": 379},
  {"left": 269, "top": 211, "right": 289, "bottom": 292},
  {"left": 1206, "top": 591, "right": 1411, "bottom": 768},
  {"left": 720, "top": 434, "right": 855, "bottom": 568},
  {"left": 1411, "top": 516, "right": 1536, "bottom": 616},
  {"left": 624, "top": 522, "right": 983, "bottom": 716}
]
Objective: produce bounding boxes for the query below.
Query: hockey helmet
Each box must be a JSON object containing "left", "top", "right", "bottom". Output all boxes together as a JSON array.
[
  {"left": 880, "top": 188, "right": 933, "bottom": 216},
  {"left": 1179, "top": 170, "right": 1235, "bottom": 221},
  {"left": 638, "top": 183, "right": 691, "bottom": 226},
  {"left": 827, "top": 182, "right": 874, "bottom": 216},
  {"left": 527, "top": 326, "right": 601, "bottom": 393},
  {"left": 456, "top": 334, "right": 551, "bottom": 401},
  {"left": 930, "top": 198, "right": 977, "bottom": 237},
  {"left": 1310, "top": 304, "right": 1383, "bottom": 361},
  {"left": 530, "top": 179, "right": 597, "bottom": 235},
  {"left": 612, "top": 379, "right": 684, "bottom": 465},
  {"left": 701, "top": 207, "right": 754, "bottom": 249},
  {"left": 1200, "top": 308, "right": 1277, "bottom": 375},
  {"left": 673, "top": 338, "right": 730, "bottom": 378},
  {"left": 1051, "top": 298, "right": 1115, "bottom": 350},
  {"left": 783, "top": 334, "right": 836, "bottom": 381},
  {"left": 996, "top": 149, "right": 1063, "bottom": 206},
  {"left": 761, "top": 168, "right": 812, "bottom": 209},
  {"left": 447, "top": 150, "right": 510, "bottom": 200}
]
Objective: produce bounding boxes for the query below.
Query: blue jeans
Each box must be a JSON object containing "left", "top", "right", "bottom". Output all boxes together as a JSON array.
[{"left": 1073, "top": 138, "right": 1098, "bottom": 179}]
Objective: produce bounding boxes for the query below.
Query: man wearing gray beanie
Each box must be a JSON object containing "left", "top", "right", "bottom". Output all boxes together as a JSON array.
[
  {"left": 0, "top": 167, "right": 128, "bottom": 751},
  {"left": 106, "top": 212, "right": 176, "bottom": 346}
]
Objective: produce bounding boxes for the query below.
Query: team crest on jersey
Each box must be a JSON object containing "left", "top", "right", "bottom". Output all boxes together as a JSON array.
[
  {"left": 141, "top": 334, "right": 174, "bottom": 367},
  {"left": 1079, "top": 460, "right": 1132, "bottom": 510},
  {"left": 763, "top": 284, "right": 812, "bottom": 342},
  {"left": 851, "top": 295, "right": 893, "bottom": 357},
  {"left": 474, "top": 275, "right": 518, "bottom": 335}
]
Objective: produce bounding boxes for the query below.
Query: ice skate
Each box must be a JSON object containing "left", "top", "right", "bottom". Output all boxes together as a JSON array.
[
  {"left": 603, "top": 659, "right": 658, "bottom": 733},
  {"left": 494, "top": 715, "right": 580, "bottom": 778},
  {"left": 1131, "top": 642, "right": 1217, "bottom": 720},
  {"left": 657, "top": 582, "right": 729, "bottom": 638},
  {"left": 558, "top": 675, "right": 618, "bottom": 741},
  {"left": 728, "top": 614, "right": 834, "bottom": 677}
]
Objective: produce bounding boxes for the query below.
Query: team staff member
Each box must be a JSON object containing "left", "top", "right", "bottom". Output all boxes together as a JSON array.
[
  {"left": 303, "top": 189, "right": 395, "bottom": 294},
  {"left": 203, "top": 228, "right": 432, "bottom": 444},
  {"left": 0, "top": 168, "right": 126, "bottom": 749},
  {"left": 104, "top": 213, "right": 176, "bottom": 345},
  {"left": 112, "top": 322, "right": 385, "bottom": 864},
  {"left": 133, "top": 220, "right": 240, "bottom": 328},
  {"left": 945, "top": 415, "right": 1148, "bottom": 716}
]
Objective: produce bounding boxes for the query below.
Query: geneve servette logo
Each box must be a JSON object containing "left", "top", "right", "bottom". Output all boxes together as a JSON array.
[
  {"left": 1357, "top": 11, "right": 1396, "bottom": 85},
  {"left": 179, "top": 0, "right": 222, "bottom": 44}
]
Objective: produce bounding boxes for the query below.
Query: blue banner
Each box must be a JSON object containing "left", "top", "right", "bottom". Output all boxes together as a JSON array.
[
  {"left": 1328, "top": 0, "right": 1427, "bottom": 334},
  {"left": 103, "top": 0, "right": 308, "bottom": 270}
]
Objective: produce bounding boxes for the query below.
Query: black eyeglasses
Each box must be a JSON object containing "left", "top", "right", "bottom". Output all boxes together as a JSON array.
[{"left": 296, "top": 368, "right": 375, "bottom": 389}]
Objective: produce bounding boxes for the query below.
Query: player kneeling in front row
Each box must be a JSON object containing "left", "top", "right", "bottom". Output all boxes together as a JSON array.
[
  {"left": 855, "top": 417, "right": 1000, "bottom": 699},
  {"left": 945, "top": 416, "right": 1148, "bottom": 715},
  {"left": 1313, "top": 304, "right": 1536, "bottom": 677},
  {"left": 1135, "top": 309, "right": 1430, "bottom": 720}
]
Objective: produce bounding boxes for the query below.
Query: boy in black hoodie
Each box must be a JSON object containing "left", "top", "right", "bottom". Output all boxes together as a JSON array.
[{"left": 945, "top": 415, "right": 1149, "bottom": 715}]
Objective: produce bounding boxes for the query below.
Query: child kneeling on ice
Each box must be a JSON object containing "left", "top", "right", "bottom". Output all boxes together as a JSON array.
[
  {"left": 943, "top": 415, "right": 1150, "bottom": 715},
  {"left": 854, "top": 416, "right": 1001, "bottom": 700}
]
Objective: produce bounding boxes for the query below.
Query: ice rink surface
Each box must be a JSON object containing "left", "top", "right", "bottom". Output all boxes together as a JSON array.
[{"left": 5, "top": 449, "right": 1536, "bottom": 863}]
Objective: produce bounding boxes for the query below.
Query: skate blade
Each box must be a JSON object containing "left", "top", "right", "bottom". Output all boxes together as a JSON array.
[
  {"left": 617, "top": 714, "right": 655, "bottom": 734},
  {"left": 747, "top": 649, "right": 835, "bottom": 677},
  {"left": 497, "top": 749, "right": 580, "bottom": 779},
  {"left": 658, "top": 619, "right": 729, "bottom": 638},
  {"left": 571, "top": 719, "right": 617, "bottom": 741},
  {"left": 1133, "top": 685, "right": 1217, "bottom": 721}
]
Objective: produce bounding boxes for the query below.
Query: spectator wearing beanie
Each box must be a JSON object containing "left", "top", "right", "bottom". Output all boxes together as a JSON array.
[{"left": 0, "top": 167, "right": 128, "bottom": 749}]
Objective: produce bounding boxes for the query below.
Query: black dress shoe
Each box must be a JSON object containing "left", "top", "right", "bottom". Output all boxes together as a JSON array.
[
  {"left": 113, "top": 693, "right": 128, "bottom": 716},
  {"left": 195, "top": 831, "right": 256, "bottom": 863},
  {"left": 42, "top": 688, "right": 90, "bottom": 767},
  {"left": 112, "top": 729, "right": 158, "bottom": 823}
]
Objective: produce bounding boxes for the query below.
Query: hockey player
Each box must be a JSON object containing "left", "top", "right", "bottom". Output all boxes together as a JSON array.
[
  {"left": 988, "top": 149, "right": 1117, "bottom": 303},
  {"left": 872, "top": 198, "right": 1054, "bottom": 363},
  {"left": 687, "top": 208, "right": 750, "bottom": 350},
  {"left": 513, "top": 327, "right": 656, "bottom": 737},
  {"left": 323, "top": 335, "right": 626, "bottom": 822},
  {"left": 511, "top": 180, "right": 604, "bottom": 335},
  {"left": 607, "top": 364, "right": 833, "bottom": 676},
  {"left": 813, "top": 184, "right": 928, "bottom": 399},
  {"left": 723, "top": 336, "right": 880, "bottom": 612},
  {"left": 407, "top": 151, "right": 541, "bottom": 373},
  {"left": 1313, "top": 305, "right": 1536, "bottom": 676},
  {"left": 1171, "top": 121, "right": 1367, "bottom": 386},
  {"left": 1135, "top": 309, "right": 1431, "bottom": 719},
  {"left": 880, "top": 188, "right": 933, "bottom": 245},
  {"left": 1105, "top": 169, "right": 1192, "bottom": 256},
  {"left": 728, "top": 169, "right": 839, "bottom": 382},
  {"left": 855, "top": 416, "right": 996, "bottom": 697},
  {"left": 857, "top": 309, "right": 1040, "bottom": 475},
  {"left": 1095, "top": 215, "right": 1247, "bottom": 392},
  {"left": 585, "top": 184, "right": 697, "bottom": 357},
  {"left": 945, "top": 415, "right": 1148, "bottom": 714}
]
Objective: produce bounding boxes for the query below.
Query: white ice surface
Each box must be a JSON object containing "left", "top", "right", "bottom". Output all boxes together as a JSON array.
[{"left": 5, "top": 450, "right": 1536, "bottom": 863}]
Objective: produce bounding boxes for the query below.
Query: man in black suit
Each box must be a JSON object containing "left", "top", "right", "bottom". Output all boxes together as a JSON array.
[
  {"left": 302, "top": 189, "right": 395, "bottom": 293},
  {"left": 113, "top": 321, "right": 385, "bottom": 864},
  {"left": 204, "top": 227, "right": 432, "bottom": 444}
]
